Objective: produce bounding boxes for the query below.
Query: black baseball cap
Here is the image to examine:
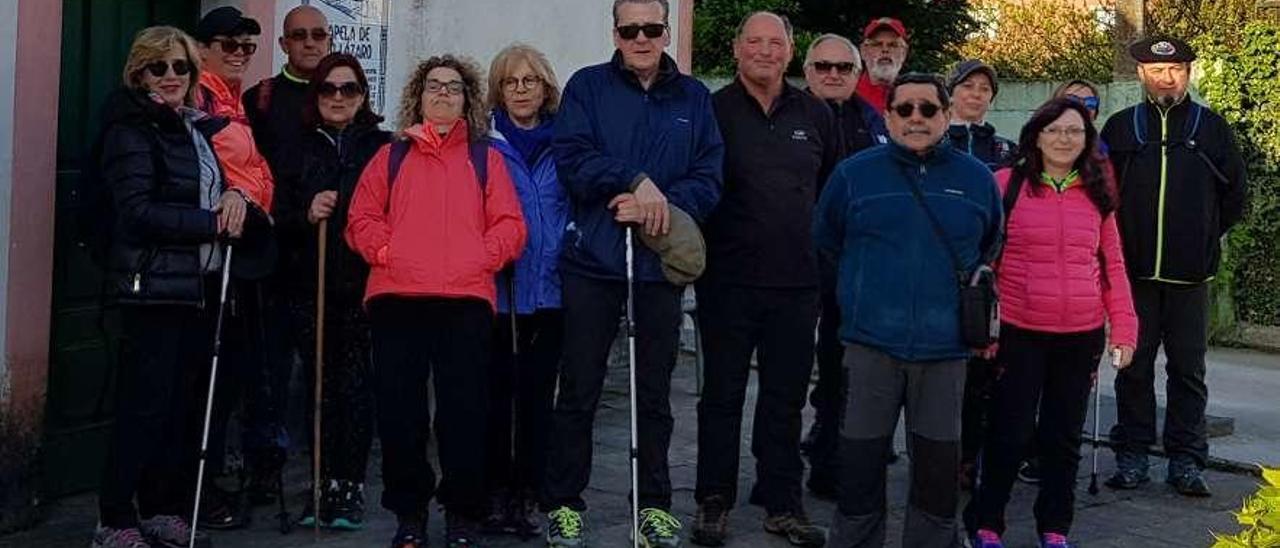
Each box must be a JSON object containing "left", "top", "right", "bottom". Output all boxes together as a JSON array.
[
  {"left": 1128, "top": 37, "right": 1196, "bottom": 63},
  {"left": 194, "top": 6, "right": 261, "bottom": 43}
]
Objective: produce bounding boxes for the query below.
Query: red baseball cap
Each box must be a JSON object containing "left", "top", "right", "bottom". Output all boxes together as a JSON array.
[{"left": 863, "top": 17, "right": 907, "bottom": 41}]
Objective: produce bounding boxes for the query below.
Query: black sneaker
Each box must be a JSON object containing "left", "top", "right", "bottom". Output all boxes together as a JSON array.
[
  {"left": 1105, "top": 451, "right": 1150, "bottom": 490},
  {"left": 504, "top": 493, "right": 541, "bottom": 539},
  {"left": 390, "top": 513, "right": 427, "bottom": 548},
  {"left": 1018, "top": 459, "right": 1042, "bottom": 484},
  {"left": 329, "top": 480, "right": 366, "bottom": 530},
  {"left": 763, "top": 511, "right": 826, "bottom": 547},
  {"left": 445, "top": 511, "right": 482, "bottom": 547},
  {"left": 1166, "top": 461, "right": 1211, "bottom": 497},
  {"left": 691, "top": 495, "right": 730, "bottom": 546}
]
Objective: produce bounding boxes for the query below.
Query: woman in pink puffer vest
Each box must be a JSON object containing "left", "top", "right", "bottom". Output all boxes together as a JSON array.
[{"left": 967, "top": 98, "right": 1138, "bottom": 548}]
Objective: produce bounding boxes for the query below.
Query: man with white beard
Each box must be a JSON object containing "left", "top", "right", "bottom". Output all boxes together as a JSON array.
[{"left": 855, "top": 17, "right": 908, "bottom": 113}]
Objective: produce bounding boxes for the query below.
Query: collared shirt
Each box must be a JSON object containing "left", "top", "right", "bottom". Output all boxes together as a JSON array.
[{"left": 703, "top": 79, "right": 841, "bottom": 288}]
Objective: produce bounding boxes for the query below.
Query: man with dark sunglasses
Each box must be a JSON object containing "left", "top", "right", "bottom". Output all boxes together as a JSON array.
[
  {"left": 799, "top": 33, "right": 890, "bottom": 502},
  {"left": 814, "top": 73, "right": 1002, "bottom": 548},
  {"left": 691, "top": 11, "right": 838, "bottom": 548},
  {"left": 543, "top": 1, "right": 724, "bottom": 546}
]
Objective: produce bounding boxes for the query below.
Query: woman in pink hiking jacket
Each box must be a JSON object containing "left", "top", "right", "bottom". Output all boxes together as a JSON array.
[{"left": 967, "top": 98, "right": 1138, "bottom": 548}]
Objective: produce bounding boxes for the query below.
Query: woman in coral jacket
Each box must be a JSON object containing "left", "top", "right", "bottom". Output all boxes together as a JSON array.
[
  {"left": 344, "top": 55, "right": 526, "bottom": 548},
  {"left": 967, "top": 98, "right": 1138, "bottom": 548}
]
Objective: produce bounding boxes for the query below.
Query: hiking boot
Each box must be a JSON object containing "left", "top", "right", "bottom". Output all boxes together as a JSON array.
[
  {"left": 390, "top": 512, "right": 427, "bottom": 548},
  {"left": 1018, "top": 459, "right": 1042, "bottom": 484},
  {"left": 690, "top": 495, "right": 729, "bottom": 546},
  {"left": 638, "top": 508, "right": 682, "bottom": 548},
  {"left": 329, "top": 480, "right": 366, "bottom": 530},
  {"left": 972, "top": 528, "right": 1004, "bottom": 548},
  {"left": 139, "top": 515, "right": 209, "bottom": 548},
  {"left": 1105, "top": 451, "right": 1150, "bottom": 490},
  {"left": 505, "top": 493, "right": 541, "bottom": 539},
  {"left": 763, "top": 512, "right": 826, "bottom": 547},
  {"left": 484, "top": 491, "right": 509, "bottom": 534},
  {"left": 1166, "top": 460, "right": 1212, "bottom": 497},
  {"left": 546, "top": 506, "right": 585, "bottom": 547},
  {"left": 91, "top": 525, "right": 151, "bottom": 548},
  {"left": 1039, "top": 532, "right": 1074, "bottom": 548},
  {"left": 445, "top": 512, "right": 482, "bottom": 547}
]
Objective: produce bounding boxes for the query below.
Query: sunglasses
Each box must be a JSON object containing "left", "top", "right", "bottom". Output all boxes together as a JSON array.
[
  {"left": 425, "top": 79, "right": 466, "bottom": 95},
  {"left": 286, "top": 28, "right": 331, "bottom": 42},
  {"left": 144, "top": 59, "right": 192, "bottom": 78},
  {"left": 616, "top": 23, "right": 667, "bottom": 40},
  {"left": 1067, "top": 94, "right": 1100, "bottom": 111},
  {"left": 318, "top": 81, "right": 364, "bottom": 99},
  {"left": 812, "top": 61, "right": 856, "bottom": 75},
  {"left": 891, "top": 101, "right": 942, "bottom": 119},
  {"left": 214, "top": 38, "right": 257, "bottom": 56}
]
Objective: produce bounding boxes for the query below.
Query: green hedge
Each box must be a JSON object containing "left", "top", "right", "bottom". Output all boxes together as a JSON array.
[{"left": 1196, "top": 23, "right": 1280, "bottom": 331}]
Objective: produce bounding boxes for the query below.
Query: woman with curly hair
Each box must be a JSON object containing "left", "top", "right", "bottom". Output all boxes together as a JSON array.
[
  {"left": 967, "top": 98, "right": 1138, "bottom": 548},
  {"left": 344, "top": 55, "right": 526, "bottom": 548}
]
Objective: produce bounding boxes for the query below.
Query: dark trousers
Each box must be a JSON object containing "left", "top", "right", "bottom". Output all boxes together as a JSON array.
[
  {"left": 369, "top": 297, "right": 491, "bottom": 519},
  {"left": 829, "top": 344, "right": 965, "bottom": 548},
  {"left": 961, "top": 356, "right": 998, "bottom": 468},
  {"left": 99, "top": 284, "right": 218, "bottom": 528},
  {"left": 695, "top": 283, "right": 818, "bottom": 514},
  {"left": 543, "top": 273, "right": 682, "bottom": 512},
  {"left": 206, "top": 280, "right": 293, "bottom": 475},
  {"left": 807, "top": 286, "right": 845, "bottom": 470},
  {"left": 485, "top": 309, "right": 564, "bottom": 496},
  {"left": 292, "top": 289, "right": 375, "bottom": 483},
  {"left": 969, "top": 324, "right": 1104, "bottom": 536},
  {"left": 1110, "top": 280, "right": 1210, "bottom": 466}
]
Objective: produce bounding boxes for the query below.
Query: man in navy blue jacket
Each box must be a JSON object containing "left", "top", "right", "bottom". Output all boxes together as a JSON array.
[
  {"left": 542, "top": 1, "right": 724, "bottom": 546},
  {"left": 814, "top": 73, "right": 1001, "bottom": 548}
]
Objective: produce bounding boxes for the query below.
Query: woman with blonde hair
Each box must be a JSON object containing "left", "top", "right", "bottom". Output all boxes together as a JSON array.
[
  {"left": 92, "top": 25, "right": 244, "bottom": 548},
  {"left": 480, "top": 43, "right": 567, "bottom": 539},
  {"left": 345, "top": 54, "right": 526, "bottom": 548}
]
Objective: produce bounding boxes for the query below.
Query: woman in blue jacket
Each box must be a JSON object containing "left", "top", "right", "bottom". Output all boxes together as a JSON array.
[{"left": 482, "top": 43, "right": 568, "bottom": 538}]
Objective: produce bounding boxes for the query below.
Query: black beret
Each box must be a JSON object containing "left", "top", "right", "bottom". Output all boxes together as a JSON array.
[
  {"left": 194, "top": 6, "right": 261, "bottom": 43},
  {"left": 1129, "top": 37, "right": 1196, "bottom": 63}
]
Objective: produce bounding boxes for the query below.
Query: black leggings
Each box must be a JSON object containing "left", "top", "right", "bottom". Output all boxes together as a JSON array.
[
  {"left": 969, "top": 323, "right": 1104, "bottom": 536},
  {"left": 484, "top": 309, "right": 564, "bottom": 497}
]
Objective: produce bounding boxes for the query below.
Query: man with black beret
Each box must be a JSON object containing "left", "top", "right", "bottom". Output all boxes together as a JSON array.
[{"left": 1101, "top": 37, "right": 1248, "bottom": 498}]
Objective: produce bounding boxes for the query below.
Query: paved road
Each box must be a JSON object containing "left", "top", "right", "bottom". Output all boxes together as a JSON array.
[{"left": 4, "top": 345, "right": 1270, "bottom": 547}]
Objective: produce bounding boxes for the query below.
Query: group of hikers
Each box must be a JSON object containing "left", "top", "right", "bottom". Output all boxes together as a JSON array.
[{"left": 86, "top": 1, "right": 1247, "bottom": 548}]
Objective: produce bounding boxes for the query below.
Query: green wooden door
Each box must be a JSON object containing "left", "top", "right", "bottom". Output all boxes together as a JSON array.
[{"left": 44, "top": 0, "right": 201, "bottom": 499}]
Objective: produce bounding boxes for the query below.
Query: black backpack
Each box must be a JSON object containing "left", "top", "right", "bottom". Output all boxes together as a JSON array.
[{"left": 75, "top": 123, "right": 165, "bottom": 267}]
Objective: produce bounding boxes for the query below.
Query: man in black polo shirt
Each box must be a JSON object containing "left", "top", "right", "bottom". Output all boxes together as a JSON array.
[
  {"left": 243, "top": 4, "right": 330, "bottom": 184},
  {"left": 691, "top": 11, "right": 839, "bottom": 548}
]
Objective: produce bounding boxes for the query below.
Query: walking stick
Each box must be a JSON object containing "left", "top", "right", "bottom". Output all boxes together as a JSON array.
[
  {"left": 190, "top": 245, "right": 234, "bottom": 548},
  {"left": 1090, "top": 349, "right": 1117, "bottom": 495},
  {"left": 624, "top": 226, "right": 640, "bottom": 548},
  {"left": 313, "top": 219, "right": 328, "bottom": 538}
]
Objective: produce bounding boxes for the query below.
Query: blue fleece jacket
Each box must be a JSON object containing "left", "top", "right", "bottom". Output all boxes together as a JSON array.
[
  {"left": 491, "top": 115, "right": 567, "bottom": 314},
  {"left": 552, "top": 51, "right": 724, "bottom": 283},
  {"left": 814, "top": 140, "right": 1002, "bottom": 361}
]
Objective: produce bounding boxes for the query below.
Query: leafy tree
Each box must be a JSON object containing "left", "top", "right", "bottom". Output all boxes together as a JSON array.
[
  {"left": 692, "top": 0, "right": 809, "bottom": 77},
  {"left": 1146, "top": 0, "right": 1280, "bottom": 47},
  {"left": 793, "top": 0, "right": 978, "bottom": 73},
  {"left": 957, "top": 0, "right": 1115, "bottom": 83}
]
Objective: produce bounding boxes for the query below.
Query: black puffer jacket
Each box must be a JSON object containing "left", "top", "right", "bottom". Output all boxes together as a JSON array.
[
  {"left": 946, "top": 122, "right": 1017, "bottom": 171},
  {"left": 99, "top": 88, "right": 226, "bottom": 306},
  {"left": 276, "top": 121, "right": 391, "bottom": 297}
]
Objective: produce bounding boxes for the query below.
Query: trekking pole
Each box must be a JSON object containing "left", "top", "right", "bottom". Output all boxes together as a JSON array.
[
  {"left": 625, "top": 226, "right": 640, "bottom": 548},
  {"left": 313, "top": 219, "right": 327, "bottom": 538},
  {"left": 1090, "top": 350, "right": 1116, "bottom": 495},
  {"left": 190, "top": 245, "right": 234, "bottom": 548}
]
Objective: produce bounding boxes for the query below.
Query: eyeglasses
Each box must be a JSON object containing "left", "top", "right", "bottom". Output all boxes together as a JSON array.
[
  {"left": 1041, "top": 126, "right": 1087, "bottom": 140},
  {"left": 144, "top": 59, "right": 192, "bottom": 78},
  {"left": 214, "top": 38, "right": 257, "bottom": 56},
  {"left": 285, "top": 28, "right": 331, "bottom": 42},
  {"left": 891, "top": 101, "right": 941, "bottom": 119},
  {"left": 425, "top": 79, "right": 466, "bottom": 95},
  {"left": 318, "top": 81, "right": 364, "bottom": 99},
  {"left": 1066, "top": 94, "right": 1100, "bottom": 111},
  {"left": 502, "top": 75, "right": 543, "bottom": 91},
  {"left": 616, "top": 23, "right": 667, "bottom": 40},
  {"left": 812, "top": 61, "right": 856, "bottom": 75}
]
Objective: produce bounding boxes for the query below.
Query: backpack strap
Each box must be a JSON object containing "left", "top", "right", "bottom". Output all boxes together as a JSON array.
[{"left": 383, "top": 137, "right": 490, "bottom": 211}]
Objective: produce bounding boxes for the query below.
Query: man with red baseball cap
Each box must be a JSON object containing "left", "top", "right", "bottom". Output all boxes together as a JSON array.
[{"left": 856, "top": 17, "right": 909, "bottom": 112}]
